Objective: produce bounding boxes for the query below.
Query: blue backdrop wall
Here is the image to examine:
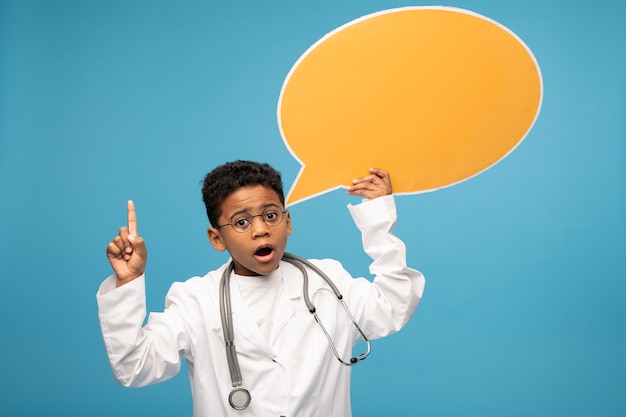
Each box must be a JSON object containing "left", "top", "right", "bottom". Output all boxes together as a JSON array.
[{"left": 1, "top": 1, "right": 624, "bottom": 416}]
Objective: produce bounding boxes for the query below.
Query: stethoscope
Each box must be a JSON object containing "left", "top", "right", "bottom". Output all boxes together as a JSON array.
[{"left": 219, "top": 252, "right": 372, "bottom": 410}]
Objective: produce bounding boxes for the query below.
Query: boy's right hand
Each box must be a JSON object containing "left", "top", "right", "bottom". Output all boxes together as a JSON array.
[{"left": 106, "top": 200, "right": 147, "bottom": 287}]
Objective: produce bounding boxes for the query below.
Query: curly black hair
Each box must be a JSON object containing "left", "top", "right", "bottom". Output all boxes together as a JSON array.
[{"left": 201, "top": 160, "right": 284, "bottom": 227}]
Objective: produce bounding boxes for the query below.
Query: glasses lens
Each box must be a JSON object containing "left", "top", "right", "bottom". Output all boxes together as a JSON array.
[
  {"left": 262, "top": 209, "right": 284, "bottom": 226},
  {"left": 231, "top": 215, "right": 252, "bottom": 233}
]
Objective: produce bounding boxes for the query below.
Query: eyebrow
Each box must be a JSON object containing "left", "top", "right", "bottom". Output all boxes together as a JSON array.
[{"left": 228, "top": 203, "right": 283, "bottom": 219}]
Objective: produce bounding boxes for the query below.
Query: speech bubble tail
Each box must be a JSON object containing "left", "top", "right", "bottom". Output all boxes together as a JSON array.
[{"left": 285, "top": 166, "right": 342, "bottom": 206}]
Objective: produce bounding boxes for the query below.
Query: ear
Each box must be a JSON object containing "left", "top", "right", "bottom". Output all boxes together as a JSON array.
[
  {"left": 207, "top": 227, "right": 227, "bottom": 251},
  {"left": 285, "top": 211, "right": 293, "bottom": 236}
]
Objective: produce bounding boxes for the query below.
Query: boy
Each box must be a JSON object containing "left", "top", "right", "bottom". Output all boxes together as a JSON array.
[{"left": 97, "top": 160, "right": 425, "bottom": 417}]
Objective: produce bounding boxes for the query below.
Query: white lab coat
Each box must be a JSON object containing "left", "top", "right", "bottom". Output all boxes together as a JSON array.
[{"left": 97, "top": 195, "right": 425, "bottom": 417}]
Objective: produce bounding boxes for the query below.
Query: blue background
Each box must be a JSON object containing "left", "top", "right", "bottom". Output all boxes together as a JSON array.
[{"left": 1, "top": 1, "right": 624, "bottom": 416}]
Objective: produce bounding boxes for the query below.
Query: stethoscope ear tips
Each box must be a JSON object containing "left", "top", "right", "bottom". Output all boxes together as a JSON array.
[{"left": 229, "top": 388, "right": 251, "bottom": 410}]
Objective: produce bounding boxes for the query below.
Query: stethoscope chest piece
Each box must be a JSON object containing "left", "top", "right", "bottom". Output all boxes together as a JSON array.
[{"left": 229, "top": 387, "right": 251, "bottom": 410}]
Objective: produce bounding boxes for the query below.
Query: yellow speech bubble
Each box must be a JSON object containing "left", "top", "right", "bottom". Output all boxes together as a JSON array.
[{"left": 278, "top": 6, "right": 543, "bottom": 206}]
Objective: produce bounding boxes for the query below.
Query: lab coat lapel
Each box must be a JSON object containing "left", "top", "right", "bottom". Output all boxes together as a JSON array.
[
  {"left": 269, "top": 262, "right": 302, "bottom": 346},
  {"left": 228, "top": 274, "right": 272, "bottom": 354}
]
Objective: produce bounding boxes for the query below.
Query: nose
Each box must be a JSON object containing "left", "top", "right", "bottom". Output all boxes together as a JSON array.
[{"left": 250, "top": 215, "right": 270, "bottom": 238}]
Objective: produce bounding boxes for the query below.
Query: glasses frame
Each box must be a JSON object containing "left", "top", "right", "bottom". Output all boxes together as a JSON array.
[{"left": 216, "top": 206, "right": 288, "bottom": 233}]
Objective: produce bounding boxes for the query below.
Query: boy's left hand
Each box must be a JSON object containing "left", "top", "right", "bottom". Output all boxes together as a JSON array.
[{"left": 346, "top": 168, "right": 392, "bottom": 200}]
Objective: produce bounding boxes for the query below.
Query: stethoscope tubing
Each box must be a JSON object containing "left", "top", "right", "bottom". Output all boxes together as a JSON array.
[{"left": 219, "top": 262, "right": 243, "bottom": 387}]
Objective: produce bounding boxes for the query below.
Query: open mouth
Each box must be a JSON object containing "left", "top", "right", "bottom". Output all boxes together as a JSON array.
[{"left": 254, "top": 245, "right": 274, "bottom": 258}]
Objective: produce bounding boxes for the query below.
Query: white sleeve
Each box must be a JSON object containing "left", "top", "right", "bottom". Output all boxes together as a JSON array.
[
  {"left": 96, "top": 275, "right": 190, "bottom": 387},
  {"left": 346, "top": 195, "right": 425, "bottom": 338}
]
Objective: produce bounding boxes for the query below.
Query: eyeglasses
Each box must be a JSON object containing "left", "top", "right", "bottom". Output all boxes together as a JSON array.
[{"left": 217, "top": 206, "right": 287, "bottom": 233}]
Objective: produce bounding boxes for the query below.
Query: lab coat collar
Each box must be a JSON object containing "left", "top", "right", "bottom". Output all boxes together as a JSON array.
[{"left": 281, "top": 260, "right": 304, "bottom": 301}]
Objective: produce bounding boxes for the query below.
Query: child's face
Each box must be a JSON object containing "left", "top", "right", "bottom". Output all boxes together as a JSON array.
[{"left": 207, "top": 185, "right": 292, "bottom": 276}]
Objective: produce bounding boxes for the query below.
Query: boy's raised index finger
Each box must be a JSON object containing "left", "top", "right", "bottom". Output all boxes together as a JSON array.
[{"left": 127, "top": 200, "right": 138, "bottom": 236}]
